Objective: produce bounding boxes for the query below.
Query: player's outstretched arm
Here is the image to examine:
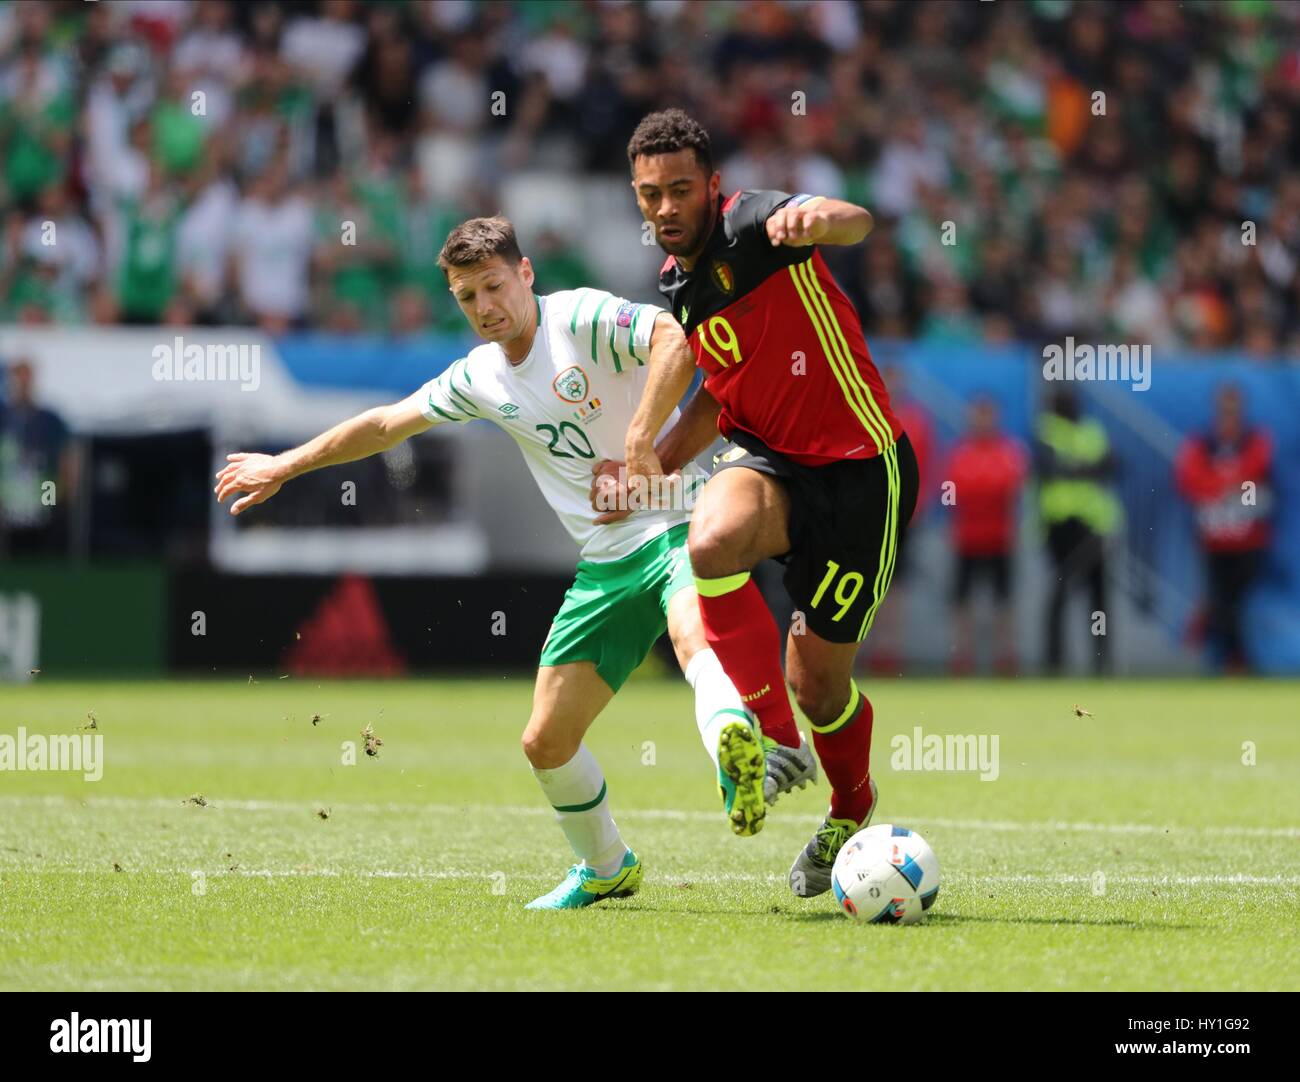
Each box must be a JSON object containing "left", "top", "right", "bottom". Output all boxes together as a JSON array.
[
  {"left": 766, "top": 197, "right": 873, "bottom": 248},
  {"left": 214, "top": 398, "right": 434, "bottom": 516},
  {"left": 625, "top": 311, "right": 696, "bottom": 484}
]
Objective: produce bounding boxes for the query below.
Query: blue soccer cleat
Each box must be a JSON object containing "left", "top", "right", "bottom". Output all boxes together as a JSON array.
[{"left": 524, "top": 849, "right": 643, "bottom": 910}]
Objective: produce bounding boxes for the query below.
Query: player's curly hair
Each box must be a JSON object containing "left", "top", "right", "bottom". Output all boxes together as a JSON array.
[
  {"left": 626, "top": 109, "right": 713, "bottom": 176},
  {"left": 438, "top": 216, "right": 523, "bottom": 277}
]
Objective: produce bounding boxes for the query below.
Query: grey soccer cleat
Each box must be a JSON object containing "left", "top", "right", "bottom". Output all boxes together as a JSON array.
[
  {"left": 788, "top": 777, "right": 879, "bottom": 897},
  {"left": 762, "top": 732, "right": 818, "bottom": 805}
]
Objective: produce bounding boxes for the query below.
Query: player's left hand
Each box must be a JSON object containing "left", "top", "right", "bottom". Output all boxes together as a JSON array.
[
  {"left": 766, "top": 203, "right": 829, "bottom": 247},
  {"left": 590, "top": 458, "right": 632, "bottom": 524}
]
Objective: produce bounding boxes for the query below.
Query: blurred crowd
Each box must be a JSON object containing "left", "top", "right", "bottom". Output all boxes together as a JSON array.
[{"left": 1, "top": 0, "right": 1299, "bottom": 352}]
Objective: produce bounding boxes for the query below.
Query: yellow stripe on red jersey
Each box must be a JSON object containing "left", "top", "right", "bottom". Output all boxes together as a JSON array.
[{"left": 659, "top": 191, "right": 900, "bottom": 465}]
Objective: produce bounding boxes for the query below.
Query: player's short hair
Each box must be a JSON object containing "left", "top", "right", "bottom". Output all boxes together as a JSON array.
[
  {"left": 626, "top": 109, "right": 713, "bottom": 176},
  {"left": 438, "top": 216, "right": 523, "bottom": 277}
]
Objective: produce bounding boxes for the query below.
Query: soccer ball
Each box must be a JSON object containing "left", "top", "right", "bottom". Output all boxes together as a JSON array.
[{"left": 830, "top": 824, "right": 940, "bottom": 924}]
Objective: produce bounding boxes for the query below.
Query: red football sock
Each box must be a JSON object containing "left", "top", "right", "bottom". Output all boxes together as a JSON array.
[
  {"left": 813, "top": 687, "right": 877, "bottom": 823},
  {"left": 695, "top": 573, "right": 800, "bottom": 747}
]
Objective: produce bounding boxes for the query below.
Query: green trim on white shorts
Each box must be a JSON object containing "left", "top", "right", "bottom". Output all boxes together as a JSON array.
[{"left": 540, "top": 522, "right": 693, "bottom": 692}]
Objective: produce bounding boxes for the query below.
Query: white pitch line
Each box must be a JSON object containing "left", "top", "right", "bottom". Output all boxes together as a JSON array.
[
  {"left": 972, "top": 874, "right": 1300, "bottom": 886},
  {"left": 5, "top": 866, "right": 1299, "bottom": 887},
  {"left": 908, "top": 815, "right": 1300, "bottom": 839},
  {"left": 2, "top": 795, "right": 1298, "bottom": 838}
]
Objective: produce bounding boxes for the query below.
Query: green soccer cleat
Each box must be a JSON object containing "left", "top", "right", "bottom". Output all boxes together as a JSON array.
[
  {"left": 524, "top": 849, "right": 642, "bottom": 910},
  {"left": 788, "top": 777, "right": 879, "bottom": 897},
  {"left": 716, "top": 711, "right": 766, "bottom": 837}
]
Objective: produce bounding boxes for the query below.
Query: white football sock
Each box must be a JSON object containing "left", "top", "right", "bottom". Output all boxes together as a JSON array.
[
  {"left": 531, "top": 744, "right": 627, "bottom": 878},
  {"left": 685, "top": 648, "right": 751, "bottom": 769}
]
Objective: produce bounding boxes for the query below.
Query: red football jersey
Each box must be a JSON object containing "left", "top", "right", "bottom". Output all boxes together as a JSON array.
[
  {"left": 659, "top": 190, "right": 901, "bottom": 465},
  {"left": 1175, "top": 429, "right": 1273, "bottom": 552},
  {"left": 946, "top": 433, "right": 1028, "bottom": 556}
]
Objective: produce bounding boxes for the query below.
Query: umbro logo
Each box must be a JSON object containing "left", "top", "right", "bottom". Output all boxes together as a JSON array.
[{"left": 498, "top": 403, "right": 521, "bottom": 418}]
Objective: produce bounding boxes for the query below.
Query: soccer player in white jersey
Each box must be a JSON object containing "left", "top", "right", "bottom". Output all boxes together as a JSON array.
[{"left": 215, "top": 217, "right": 812, "bottom": 909}]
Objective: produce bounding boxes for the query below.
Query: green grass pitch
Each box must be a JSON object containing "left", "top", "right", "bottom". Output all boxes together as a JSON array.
[{"left": 1, "top": 677, "right": 1297, "bottom": 991}]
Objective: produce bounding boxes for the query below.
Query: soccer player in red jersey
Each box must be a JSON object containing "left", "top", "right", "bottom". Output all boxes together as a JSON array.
[{"left": 595, "top": 109, "right": 921, "bottom": 897}]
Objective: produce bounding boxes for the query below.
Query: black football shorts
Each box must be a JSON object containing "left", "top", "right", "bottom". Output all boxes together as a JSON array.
[{"left": 715, "top": 429, "right": 919, "bottom": 644}]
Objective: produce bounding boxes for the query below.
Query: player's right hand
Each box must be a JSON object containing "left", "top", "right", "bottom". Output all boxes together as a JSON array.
[{"left": 214, "top": 452, "right": 285, "bottom": 516}]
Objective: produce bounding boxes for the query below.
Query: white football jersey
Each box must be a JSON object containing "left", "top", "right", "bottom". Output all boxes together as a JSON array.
[{"left": 409, "top": 289, "right": 706, "bottom": 563}]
